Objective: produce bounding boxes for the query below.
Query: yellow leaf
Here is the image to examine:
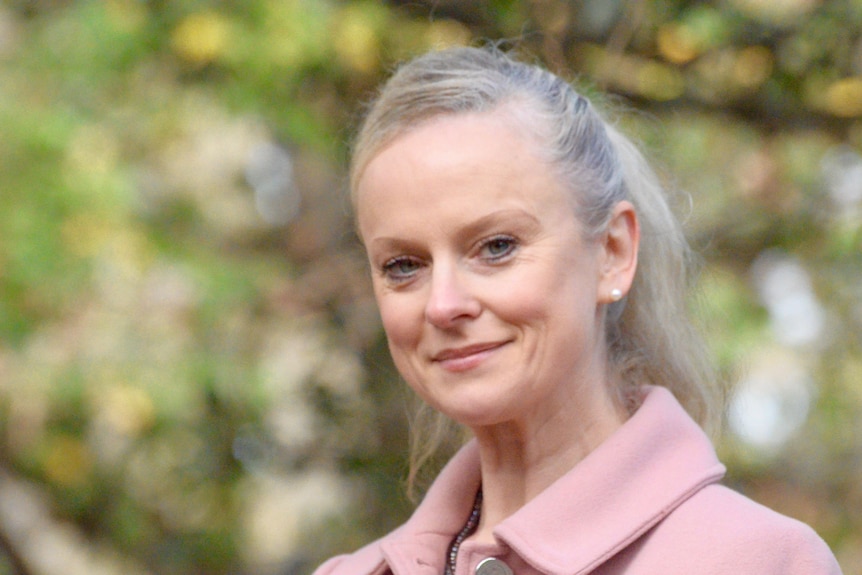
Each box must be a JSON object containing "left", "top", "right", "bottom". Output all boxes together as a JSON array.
[
  {"left": 825, "top": 78, "right": 862, "bottom": 118},
  {"left": 44, "top": 436, "right": 93, "bottom": 487},
  {"left": 171, "top": 12, "right": 230, "bottom": 65},
  {"left": 657, "top": 24, "right": 701, "bottom": 65}
]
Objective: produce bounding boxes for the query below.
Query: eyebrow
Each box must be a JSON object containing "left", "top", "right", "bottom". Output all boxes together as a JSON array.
[
  {"left": 368, "top": 208, "right": 541, "bottom": 253},
  {"left": 456, "top": 208, "right": 541, "bottom": 240}
]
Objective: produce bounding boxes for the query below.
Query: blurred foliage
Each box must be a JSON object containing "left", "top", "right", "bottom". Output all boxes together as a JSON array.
[{"left": 0, "top": 0, "right": 860, "bottom": 574}]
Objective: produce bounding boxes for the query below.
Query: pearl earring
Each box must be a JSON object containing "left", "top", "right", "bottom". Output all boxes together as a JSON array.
[{"left": 610, "top": 288, "right": 623, "bottom": 302}]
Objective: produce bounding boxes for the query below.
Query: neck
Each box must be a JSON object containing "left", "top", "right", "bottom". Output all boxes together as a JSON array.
[{"left": 467, "top": 381, "right": 626, "bottom": 543}]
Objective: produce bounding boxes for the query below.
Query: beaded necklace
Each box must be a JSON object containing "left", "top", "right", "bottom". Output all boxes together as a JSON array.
[{"left": 444, "top": 490, "right": 483, "bottom": 575}]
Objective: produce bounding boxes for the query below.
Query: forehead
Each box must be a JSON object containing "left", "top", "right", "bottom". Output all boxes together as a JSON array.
[
  {"left": 389, "top": 110, "right": 525, "bottom": 159},
  {"left": 357, "top": 111, "right": 558, "bottom": 198},
  {"left": 354, "top": 111, "right": 577, "bottom": 241}
]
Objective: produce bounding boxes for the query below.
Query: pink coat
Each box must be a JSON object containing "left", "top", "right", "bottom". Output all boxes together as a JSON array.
[{"left": 314, "top": 387, "right": 842, "bottom": 575}]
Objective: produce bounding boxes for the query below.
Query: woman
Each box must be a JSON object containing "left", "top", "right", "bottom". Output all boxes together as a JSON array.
[{"left": 315, "top": 47, "right": 842, "bottom": 575}]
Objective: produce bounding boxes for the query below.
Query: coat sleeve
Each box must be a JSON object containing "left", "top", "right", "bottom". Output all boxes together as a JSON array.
[
  {"left": 737, "top": 516, "right": 843, "bottom": 575},
  {"left": 311, "top": 555, "right": 343, "bottom": 575},
  {"left": 624, "top": 484, "right": 844, "bottom": 574},
  {"left": 669, "top": 485, "right": 843, "bottom": 574},
  {"left": 309, "top": 539, "right": 391, "bottom": 575}
]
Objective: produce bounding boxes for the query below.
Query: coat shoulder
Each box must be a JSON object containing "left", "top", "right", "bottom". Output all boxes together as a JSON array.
[
  {"left": 640, "top": 483, "right": 842, "bottom": 574},
  {"left": 311, "top": 537, "right": 389, "bottom": 575}
]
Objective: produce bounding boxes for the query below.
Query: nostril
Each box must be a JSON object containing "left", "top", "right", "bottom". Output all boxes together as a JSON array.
[
  {"left": 425, "top": 292, "right": 481, "bottom": 327},
  {"left": 424, "top": 266, "right": 482, "bottom": 327}
]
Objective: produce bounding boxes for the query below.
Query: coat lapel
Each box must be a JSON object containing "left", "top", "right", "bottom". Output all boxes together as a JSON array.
[
  {"left": 494, "top": 387, "right": 726, "bottom": 575},
  {"left": 368, "top": 387, "right": 725, "bottom": 575}
]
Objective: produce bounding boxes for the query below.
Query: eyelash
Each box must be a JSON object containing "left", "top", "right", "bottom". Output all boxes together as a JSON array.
[
  {"left": 379, "top": 234, "right": 518, "bottom": 283},
  {"left": 381, "top": 256, "right": 421, "bottom": 282},
  {"left": 478, "top": 235, "right": 518, "bottom": 261}
]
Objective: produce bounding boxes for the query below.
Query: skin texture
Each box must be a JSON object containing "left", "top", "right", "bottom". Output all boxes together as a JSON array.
[{"left": 355, "top": 110, "right": 640, "bottom": 542}]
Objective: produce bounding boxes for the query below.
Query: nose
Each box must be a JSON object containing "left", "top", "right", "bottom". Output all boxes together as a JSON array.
[{"left": 424, "top": 264, "right": 481, "bottom": 328}]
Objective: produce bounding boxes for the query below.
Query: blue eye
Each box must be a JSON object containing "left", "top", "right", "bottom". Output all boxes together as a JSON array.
[
  {"left": 382, "top": 257, "right": 421, "bottom": 281},
  {"left": 480, "top": 236, "right": 517, "bottom": 260}
]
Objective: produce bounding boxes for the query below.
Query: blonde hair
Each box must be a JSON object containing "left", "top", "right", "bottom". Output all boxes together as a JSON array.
[{"left": 351, "top": 46, "right": 722, "bottom": 496}]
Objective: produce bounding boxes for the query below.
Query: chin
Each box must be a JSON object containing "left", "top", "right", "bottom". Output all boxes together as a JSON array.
[
  {"left": 404, "top": 366, "right": 524, "bottom": 421},
  {"left": 429, "top": 392, "right": 516, "bottom": 429}
]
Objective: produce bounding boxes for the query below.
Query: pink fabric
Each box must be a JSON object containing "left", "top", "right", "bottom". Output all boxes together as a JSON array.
[{"left": 314, "top": 386, "right": 842, "bottom": 575}]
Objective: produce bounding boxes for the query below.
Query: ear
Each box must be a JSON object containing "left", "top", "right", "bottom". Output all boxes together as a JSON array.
[{"left": 597, "top": 201, "right": 639, "bottom": 304}]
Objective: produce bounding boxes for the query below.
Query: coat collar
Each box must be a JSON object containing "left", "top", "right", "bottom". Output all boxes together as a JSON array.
[{"left": 375, "top": 386, "right": 726, "bottom": 575}]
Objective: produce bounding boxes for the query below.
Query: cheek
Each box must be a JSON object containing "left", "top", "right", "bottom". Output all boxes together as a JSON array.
[
  {"left": 376, "top": 293, "right": 421, "bottom": 351},
  {"left": 491, "top": 287, "right": 545, "bottom": 324},
  {"left": 377, "top": 296, "right": 427, "bottom": 393},
  {"left": 489, "top": 268, "right": 570, "bottom": 321},
  {"left": 489, "top": 265, "right": 597, "bottom": 336}
]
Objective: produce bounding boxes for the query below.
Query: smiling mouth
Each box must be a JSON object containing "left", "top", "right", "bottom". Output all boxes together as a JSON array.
[{"left": 431, "top": 341, "right": 508, "bottom": 371}]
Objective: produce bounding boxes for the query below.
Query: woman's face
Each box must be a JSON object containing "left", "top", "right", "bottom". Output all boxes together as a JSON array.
[{"left": 355, "top": 111, "right": 628, "bottom": 429}]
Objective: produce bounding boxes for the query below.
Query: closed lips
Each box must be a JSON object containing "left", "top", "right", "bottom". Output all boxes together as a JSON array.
[{"left": 432, "top": 342, "right": 507, "bottom": 361}]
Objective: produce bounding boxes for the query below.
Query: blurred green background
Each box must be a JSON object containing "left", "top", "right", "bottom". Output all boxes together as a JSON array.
[{"left": 0, "top": 0, "right": 860, "bottom": 573}]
